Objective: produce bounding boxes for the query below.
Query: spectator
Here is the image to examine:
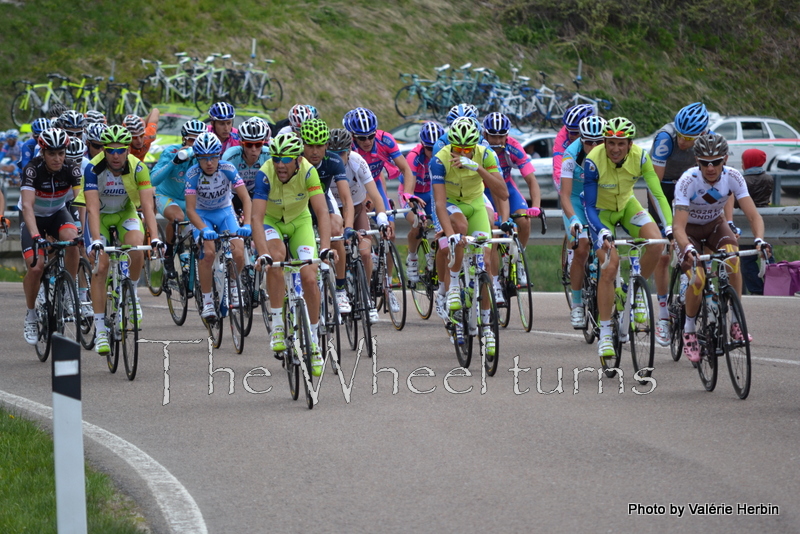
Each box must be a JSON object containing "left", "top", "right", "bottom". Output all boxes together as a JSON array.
[{"left": 738, "top": 148, "right": 775, "bottom": 295}]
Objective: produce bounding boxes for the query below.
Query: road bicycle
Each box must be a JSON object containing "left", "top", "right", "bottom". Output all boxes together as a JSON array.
[
  {"left": 193, "top": 54, "right": 236, "bottom": 113},
  {"left": 343, "top": 231, "right": 375, "bottom": 359},
  {"left": 394, "top": 64, "right": 451, "bottom": 119},
  {"left": 144, "top": 217, "right": 166, "bottom": 298},
  {"left": 76, "top": 256, "right": 96, "bottom": 350},
  {"left": 689, "top": 249, "right": 766, "bottom": 399},
  {"left": 268, "top": 256, "right": 325, "bottom": 410},
  {"left": 560, "top": 224, "right": 599, "bottom": 343},
  {"left": 10, "top": 73, "right": 73, "bottom": 127},
  {"left": 666, "top": 248, "right": 687, "bottom": 361},
  {"left": 526, "top": 71, "right": 569, "bottom": 130},
  {"left": 94, "top": 242, "right": 152, "bottom": 380},
  {"left": 599, "top": 238, "right": 669, "bottom": 381},
  {"left": 405, "top": 200, "right": 438, "bottom": 320},
  {"left": 161, "top": 220, "right": 195, "bottom": 327},
  {"left": 447, "top": 235, "right": 507, "bottom": 376},
  {"left": 30, "top": 238, "right": 82, "bottom": 362},
  {"left": 493, "top": 211, "right": 546, "bottom": 332},
  {"left": 368, "top": 209, "right": 409, "bottom": 330},
  {"left": 107, "top": 78, "right": 151, "bottom": 124},
  {"left": 62, "top": 74, "right": 108, "bottom": 114},
  {"left": 230, "top": 58, "right": 284, "bottom": 112},
  {"left": 557, "top": 62, "right": 613, "bottom": 114},
  {"left": 141, "top": 54, "right": 197, "bottom": 104}
]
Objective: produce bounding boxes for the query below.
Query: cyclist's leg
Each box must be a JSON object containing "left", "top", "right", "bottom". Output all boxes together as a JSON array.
[
  {"left": 464, "top": 197, "right": 492, "bottom": 312},
  {"left": 262, "top": 217, "right": 288, "bottom": 350},
  {"left": 20, "top": 218, "right": 46, "bottom": 311},
  {"left": 594, "top": 209, "right": 621, "bottom": 324},
  {"left": 215, "top": 206, "right": 245, "bottom": 276},
  {"left": 619, "top": 196, "right": 661, "bottom": 279},
  {"left": 507, "top": 182, "right": 531, "bottom": 245},
  {"left": 706, "top": 218, "right": 741, "bottom": 295},
  {"left": 53, "top": 207, "right": 80, "bottom": 277},
  {"left": 192, "top": 209, "right": 219, "bottom": 298}
]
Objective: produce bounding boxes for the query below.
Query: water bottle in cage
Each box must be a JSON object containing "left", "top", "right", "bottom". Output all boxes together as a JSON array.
[
  {"left": 476, "top": 252, "right": 485, "bottom": 272},
  {"left": 120, "top": 259, "right": 130, "bottom": 278},
  {"left": 293, "top": 271, "right": 303, "bottom": 297},
  {"left": 630, "top": 253, "right": 641, "bottom": 276}
]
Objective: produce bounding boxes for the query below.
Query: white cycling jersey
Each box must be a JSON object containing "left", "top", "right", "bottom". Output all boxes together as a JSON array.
[
  {"left": 674, "top": 165, "right": 750, "bottom": 225},
  {"left": 331, "top": 151, "right": 374, "bottom": 207}
]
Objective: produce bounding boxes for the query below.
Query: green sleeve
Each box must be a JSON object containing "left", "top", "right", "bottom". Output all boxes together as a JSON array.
[{"left": 641, "top": 152, "right": 672, "bottom": 227}]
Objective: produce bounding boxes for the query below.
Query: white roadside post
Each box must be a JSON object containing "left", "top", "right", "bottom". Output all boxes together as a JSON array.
[{"left": 51, "top": 333, "right": 88, "bottom": 534}]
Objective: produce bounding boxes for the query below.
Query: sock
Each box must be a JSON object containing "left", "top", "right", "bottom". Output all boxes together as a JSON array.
[
  {"left": 657, "top": 295, "right": 669, "bottom": 320},
  {"left": 438, "top": 282, "right": 446, "bottom": 295},
  {"left": 336, "top": 278, "right": 345, "bottom": 290},
  {"left": 572, "top": 289, "right": 583, "bottom": 307},
  {"left": 493, "top": 275, "right": 500, "bottom": 287},
  {"left": 600, "top": 320, "right": 612, "bottom": 338},
  {"left": 271, "top": 308, "right": 283, "bottom": 329},
  {"left": 203, "top": 292, "right": 214, "bottom": 306},
  {"left": 26, "top": 308, "right": 36, "bottom": 321},
  {"left": 407, "top": 252, "right": 418, "bottom": 261},
  {"left": 131, "top": 279, "right": 139, "bottom": 299},
  {"left": 684, "top": 314, "right": 697, "bottom": 334},
  {"left": 94, "top": 313, "right": 106, "bottom": 333},
  {"left": 449, "top": 270, "right": 459, "bottom": 286},
  {"left": 481, "top": 309, "right": 491, "bottom": 325},
  {"left": 78, "top": 287, "right": 88, "bottom": 300},
  {"left": 311, "top": 322, "right": 319, "bottom": 344},
  {"left": 165, "top": 243, "right": 174, "bottom": 258}
]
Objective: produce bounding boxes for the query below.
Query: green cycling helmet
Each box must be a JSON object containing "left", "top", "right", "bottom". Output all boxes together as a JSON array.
[
  {"left": 448, "top": 117, "right": 480, "bottom": 147},
  {"left": 269, "top": 133, "right": 304, "bottom": 157},
  {"left": 300, "top": 118, "right": 330, "bottom": 145},
  {"left": 603, "top": 117, "right": 636, "bottom": 139},
  {"left": 101, "top": 124, "right": 132, "bottom": 146}
]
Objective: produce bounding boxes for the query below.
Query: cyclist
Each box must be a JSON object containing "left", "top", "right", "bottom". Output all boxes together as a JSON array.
[
  {"left": 123, "top": 108, "right": 160, "bottom": 162},
  {"left": 552, "top": 104, "right": 596, "bottom": 194},
  {"left": 81, "top": 125, "right": 162, "bottom": 354},
  {"left": 299, "top": 118, "right": 359, "bottom": 314},
  {"left": 17, "top": 118, "right": 51, "bottom": 172},
  {"left": 560, "top": 115, "right": 608, "bottom": 328},
  {"left": 84, "top": 110, "right": 107, "bottom": 125},
  {"left": 583, "top": 117, "right": 672, "bottom": 362},
  {"left": 673, "top": 133, "right": 768, "bottom": 361},
  {"left": 278, "top": 104, "right": 316, "bottom": 136},
  {"left": 85, "top": 123, "right": 108, "bottom": 160},
  {"left": 18, "top": 128, "right": 82, "bottom": 345},
  {"left": 66, "top": 137, "right": 89, "bottom": 172},
  {"left": 150, "top": 119, "right": 206, "bottom": 269},
  {"left": 402, "top": 121, "right": 444, "bottom": 283},
  {"left": 1, "top": 129, "right": 21, "bottom": 177},
  {"left": 207, "top": 102, "right": 240, "bottom": 154},
  {"left": 648, "top": 102, "right": 711, "bottom": 346},
  {"left": 56, "top": 110, "right": 86, "bottom": 143},
  {"left": 328, "top": 128, "right": 389, "bottom": 322},
  {"left": 251, "top": 133, "right": 334, "bottom": 377},
  {"left": 184, "top": 132, "right": 252, "bottom": 321},
  {"left": 432, "top": 118, "right": 508, "bottom": 354},
  {"left": 47, "top": 103, "right": 68, "bottom": 122},
  {"left": 222, "top": 116, "right": 272, "bottom": 210}
]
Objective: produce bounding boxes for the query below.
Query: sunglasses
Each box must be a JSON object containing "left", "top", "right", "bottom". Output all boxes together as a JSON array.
[
  {"left": 242, "top": 141, "right": 264, "bottom": 149},
  {"left": 451, "top": 145, "right": 475, "bottom": 154},
  {"left": 196, "top": 155, "right": 220, "bottom": 162},
  {"left": 677, "top": 132, "right": 699, "bottom": 142},
  {"left": 423, "top": 145, "right": 434, "bottom": 151},
  {"left": 484, "top": 130, "right": 507, "bottom": 136},
  {"left": 567, "top": 129, "right": 580, "bottom": 137},
  {"left": 698, "top": 157, "right": 724, "bottom": 167},
  {"left": 104, "top": 147, "right": 128, "bottom": 155},
  {"left": 604, "top": 130, "right": 629, "bottom": 138},
  {"left": 89, "top": 142, "right": 103, "bottom": 150},
  {"left": 272, "top": 155, "right": 297, "bottom": 164},
  {"left": 354, "top": 133, "right": 376, "bottom": 142},
  {"left": 583, "top": 139, "right": 603, "bottom": 146}
]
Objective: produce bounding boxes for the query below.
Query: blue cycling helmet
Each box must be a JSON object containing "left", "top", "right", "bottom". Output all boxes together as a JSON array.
[
  {"left": 57, "top": 110, "right": 85, "bottom": 132},
  {"left": 578, "top": 116, "right": 608, "bottom": 141},
  {"left": 193, "top": 132, "right": 223, "bottom": 156},
  {"left": 307, "top": 105, "right": 320, "bottom": 119},
  {"left": 419, "top": 121, "right": 444, "bottom": 147},
  {"left": 446, "top": 103, "right": 478, "bottom": 125},
  {"left": 347, "top": 108, "right": 378, "bottom": 136},
  {"left": 208, "top": 101, "right": 235, "bottom": 121},
  {"left": 6, "top": 128, "right": 19, "bottom": 139},
  {"left": 85, "top": 123, "right": 108, "bottom": 143},
  {"left": 563, "top": 104, "right": 595, "bottom": 130},
  {"left": 31, "top": 118, "right": 51, "bottom": 137},
  {"left": 674, "top": 102, "right": 709, "bottom": 136},
  {"left": 482, "top": 112, "right": 511, "bottom": 135},
  {"left": 181, "top": 119, "right": 207, "bottom": 138}
]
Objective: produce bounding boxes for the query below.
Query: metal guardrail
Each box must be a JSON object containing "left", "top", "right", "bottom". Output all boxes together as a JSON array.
[{"left": 3, "top": 207, "right": 799, "bottom": 254}]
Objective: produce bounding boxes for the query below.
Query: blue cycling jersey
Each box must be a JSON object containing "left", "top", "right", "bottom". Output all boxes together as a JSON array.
[
  {"left": 17, "top": 138, "right": 37, "bottom": 172},
  {"left": 150, "top": 144, "right": 194, "bottom": 201},
  {"left": 222, "top": 145, "right": 270, "bottom": 195}
]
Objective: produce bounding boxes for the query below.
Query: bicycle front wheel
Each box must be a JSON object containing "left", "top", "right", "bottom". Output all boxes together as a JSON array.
[
  {"left": 560, "top": 235, "right": 573, "bottom": 311},
  {"left": 228, "top": 266, "right": 245, "bottom": 355},
  {"left": 283, "top": 303, "right": 300, "bottom": 401},
  {"left": 721, "top": 286, "right": 751, "bottom": 399},
  {"left": 145, "top": 226, "right": 165, "bottom": 297},
  {"left": 261, "top": 78, "right": 283, "bottom": 112},
  {"left": 105, "top": 280, "right": 119, "bottom": 373},
  {"left": 696, "top": 291, "right": 718, "bottom": 392},
  {"left": 394, "top": 85, "right": 424, "bottom": 118},
  {"left": 166, "top": 253, "right": 188, "bottom": 326},
  {"left": 667, "top": 266, "right": 684, "bottom": 361},
  {"left": 513, "top": 240, "right": 533, "bottom": 332},
  {"left": 77, "top": 257, "right": 96, "bottom": 350},
  {"left": 476, "top": 272, "right": 501, "bottom": 376},
  {"left": 11, "top": 91, "right": 35, "bottom": 128},
  {"left": 54, "top": 271, "right": 81, "bottom": 346},
  {"left": 386, "top": 241, "right": 407, "bottom": 330},
  {"left": 628, "top": 275, "right": 655, "bottom": 382},
  {"left": 356, "top": 259, "right": 374, "bottom": 358},
  {"left": 582, "top": 267, "right": 598, "bottom": 344},
  {"left": 240, "top": 265, "right": 255, "bottom": 337},
  {"left": 453, "top": 278, "right": 473, "bottom": 370},
  {"left": 319, "top": 266, "right": 341, "bottom": 373},
  {"left": 409, "top": 240, "right": 434, "bottom": 320},
  {"left": 35, "top": 279, "right": 52, "bottom": 362},
  {"left": 295, "top": 299, "right": 315, "bottom": 410},
  {"left": 121, "top": 279, "right": 139, "bottom": 380},
  {"left": 602, "top": 309, "right": 623, "bottom": 378}
]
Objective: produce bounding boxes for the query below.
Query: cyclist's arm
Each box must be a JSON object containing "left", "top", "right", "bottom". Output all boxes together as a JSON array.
[
  {"left": 363, "top": 180, "right": 386, "bottom": 214},
  {"left": 479, "top": 150, "right": 507, "bottom": 201},
  {"left": 234, "top": 182, "right": 251, "bottom": 228},
  {"left": 0, "top": 188, "right": 5, "bottom": 217},
  {"left": 394, "top": 153, "right": 416, "bottom": 200},
  {"left": 551, "top": 127, "right": 569, "bottom": 192},
  {"left": 649, "top": 131, "right": 673, "bottom": 182},
  {"left": 144, "top": 107, "right": 160, "bottom": 132},
  {"left": 582, "top": 157, "right": 606, "bottom": 238},
  {"left": 311, "top": 193, "right": 331, "bottom": 251},
  {"left": 737, "top": 196, "right": 765, "bottom": 241},
  {"left": 139, "top": 188, "right": 159, "bottom": 241},
  {"left": 560, "top": 175, "right": 575, "bottom": 219},
  {"left": 19, "top": 189, "right": 41, "bottom": 238},
  {"left": 641, "top": 153, "right": 672, "bottom": 227},
  {"left": 430, "top": 156, "right": 453, "bottom": 236},
  {"left": 250, "top": 170, "right": 270, "bottom": 256},
  {"left": 150, "top": 147, "right": 180, "bottom": 187},
  {"left": 724, "top": 193, "right": 734, "bottom": 223},
  {"left": 183, "top": 170, "right": 207, "bottom": 232},
  {"left": 672, "top": 205, "right": 691, "bottom": 253},
  {"left": 336, "top": 179, "right": 354, "bottom": 229}
]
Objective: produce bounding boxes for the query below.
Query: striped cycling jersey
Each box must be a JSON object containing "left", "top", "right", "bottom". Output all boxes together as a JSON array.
[
  {"left": 184, "top": 160, "right": 243, "bottom": 211},
  {"left": 222, "top": 145, "right": 270, "bottom": 194},
  {"left": 674, "top": 166, "right": 750, "bottom": 225}
]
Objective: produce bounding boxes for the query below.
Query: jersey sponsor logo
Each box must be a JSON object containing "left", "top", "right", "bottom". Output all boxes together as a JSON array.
[
  {"left": 201, "top": 189, "right": 230, "bottom": 199},
  {"left": 308, "top": 185, "right": 322, "bottom": 193}
]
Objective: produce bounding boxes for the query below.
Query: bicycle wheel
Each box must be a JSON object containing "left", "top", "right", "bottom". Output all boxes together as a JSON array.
[
  {"left": 54, "top": 87, "right": 74, "bottom": 109},
  {"left": 145, "top": 225, "right": 165, "bottom": 297},
  {"left": 261, "top": 78, "right": 283, "bottom": 112},
  {"left": 513, "top": 239, "right": 533, "bottom": 332},
  {"left": 344, "top": 259, "right": 359, "bottom": 351},
  {"left": 206, "top": 270, "right": 223, "bottom": 350},
  {"left": 721, "top": 286, "right": 751, "bottom": 399},
  {"left": 192, "top": 255, "right": 204, "bottom": 317},
  {"left": 560, "top": 235, "right": 573, "bottom": 311},
  {"left": 385, "top": 241, "right": 407, "bottom": 330},
  {"left": 166, "top": 253, "right": 188, "bottom": 326},
  {"left": 295, "top": 299, "right": 315, "bottom": 410},
  {"left": 394, "top": 85, "right": 424, "bottom": 118},
  {"left": 256, "top": 269, "right": 271, "bottom": 335},
  {"left": 453, "top": 278, "right": 473, "bottom": 369},
  {"left": 667, "top": 267, "right": 684, "bottom": 361},
  {"left": 35, "top": 279, "right": 52, "bottom": 362},
  {"left": 77, "top": 257, "right": 96, "bottom": 350},
  {"left": 356, "top": 260, "right": 374, "bottom": 358},
  {"left": 581, "top": 268, "right": 597, "bottom": 344},
  {"left": 11, "top": 91, "right": 35, "bottom": 128},
  {"left": 628, "top": 275, "right": 655, "bottom": 382},
  {"left": 283, "top": 303, "right": 300, "bottom": 401},
  {"left": 54, "top": 271, "right": 81, "bottom": 346},
  {"left": 602, "top": 309, "right": 623, "bottom": 378},
  {"left": 105, "top": 280, "right": 119, "bottom": 374},
  {"left": 696, "top": 290, "right": 718, "bottom": 392},
  {"left": 498, "top": 254, "right": 512, "bottom": 329},
  {"left": 409, "top": 240, "right": 434, "bottom": 320},
  {"left": 477, "top": 272, "right": 501, "bottom": 376},
  {"left": 240, "top": 265, "right": 255, "bottom": 337},
  {"left": 120, "top": 279, "right": 139, "bottom": 380},
  {"left": 319, "top": 266, "right": 341, "bottom": 373},
  {"left": 228, "top": 265, "right": 245, "bottom": 355},
  {"left": 193, "top": 77, "right": 212, "bottom": 113}
]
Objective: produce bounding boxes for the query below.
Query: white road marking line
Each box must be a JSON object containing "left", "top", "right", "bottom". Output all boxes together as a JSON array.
[{"left": 0, "top": 390, "right": 207, "bottom": 534}]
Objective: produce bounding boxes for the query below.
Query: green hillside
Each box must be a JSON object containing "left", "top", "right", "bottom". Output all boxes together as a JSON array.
[{"left": 1, "top": 0, "right": 799, "bottom": 135}]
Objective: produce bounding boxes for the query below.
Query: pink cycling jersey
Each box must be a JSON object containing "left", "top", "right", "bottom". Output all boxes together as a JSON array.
[
  {"left": 207, "top": 125, "right": 241, "bottom": 155},
  {"left": 551, "top": 126, "right": 571, "bottom": 193},
  {"left": 353, "top": 130, "right": 402, "bottom": 187},
  {"left": 404, "top": 143, "right": 432, "bottom": 193},
  {"left": 495, "top": 136, "right": 535, "bottom": 182}
]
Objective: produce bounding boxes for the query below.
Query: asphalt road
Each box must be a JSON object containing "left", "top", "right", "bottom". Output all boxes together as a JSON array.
[{"left": 1, "top": 282, "right": 799, "bottom": 533}]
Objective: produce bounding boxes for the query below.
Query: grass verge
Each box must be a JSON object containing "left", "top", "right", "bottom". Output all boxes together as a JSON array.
[{"left": 0, "top": 406, "right": 147, "bottom": 533}]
